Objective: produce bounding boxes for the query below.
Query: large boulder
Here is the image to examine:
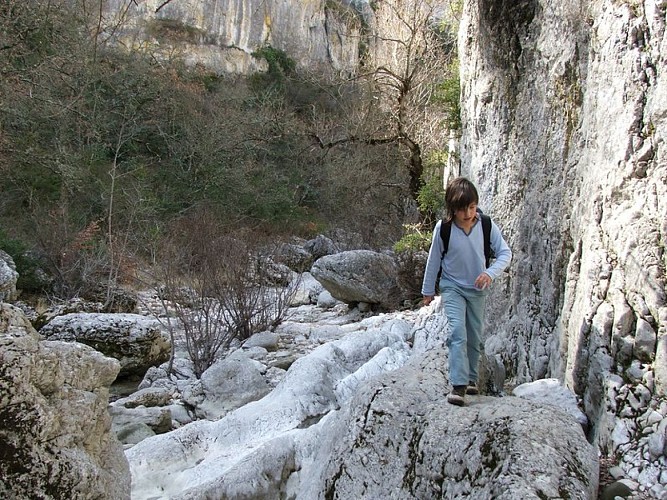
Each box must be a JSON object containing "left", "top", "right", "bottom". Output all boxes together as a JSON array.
[
  {"left": 109, "top": 386, "right": 180, "bottom": 445},
  {"left": 0, "top": 303, "right": 130, "bottom": 499},
  {"left": 304, "top": 234, "right": 339, "bottom": 260},
  {"left": 39, "top": 313, "right": 171, "bottom": 379},
  {"left": 301, "top": 351, "right": 599, "bottom": 499},
  {"left": 311, "top": 250, "right": 401, "bottom": 310},
  {"left": 109, "top": 402, "right": 174, "bottom": 446},
  {"left": 183, "top": 352, "right": 272, "bottom": 420},
  {"left": 272, "top": 242, "right": 314, "bottom": 273}
]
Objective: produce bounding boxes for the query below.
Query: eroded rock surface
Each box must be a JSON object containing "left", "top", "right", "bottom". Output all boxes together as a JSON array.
[
  {"left": 0, "top": 303, "right": 130, "bottom": 499},
  {"left": 301, "top": 351, "right": 598, "bottom": 500},
  {"left": 40, "top": 312, "right": 171, "bottom": 378}
]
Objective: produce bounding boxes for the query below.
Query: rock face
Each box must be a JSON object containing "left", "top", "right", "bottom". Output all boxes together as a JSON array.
[
  {"left": 102, "top": 0, "right": 366, "bottom": 74},
  {"left": 0, "top": 303, "right": 130, "bottom": 499},
  {"left": 459, "top": 0, "right": 667, "bottom": 487},
  {"left": 39, "top": 312, "right": 171, "bottom": 378}
]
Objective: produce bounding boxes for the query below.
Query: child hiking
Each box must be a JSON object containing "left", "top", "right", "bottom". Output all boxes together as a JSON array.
[{"left": 421, "top": 177, "right": 512, "bottom": 406}]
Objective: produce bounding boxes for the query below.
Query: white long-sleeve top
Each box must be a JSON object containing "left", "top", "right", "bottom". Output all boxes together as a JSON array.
[{"left": 421, "top": 216, "right": 512, "bottom": 295}]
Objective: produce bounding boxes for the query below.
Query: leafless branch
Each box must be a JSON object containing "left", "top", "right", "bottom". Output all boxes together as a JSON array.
[{"left": 155, "top": 0, "right": 176, "bottom": 13}]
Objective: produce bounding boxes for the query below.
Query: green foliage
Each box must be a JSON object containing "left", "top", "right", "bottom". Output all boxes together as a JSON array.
[
  {"left": 417, "top": 175, "right": 445, "bottom": 216},
  {"left": 395, "top": 149, "right": 448, "bottom": 253},
  {"left": 433, "top": 60, "right": 461, "bottom": 130},
  {"left": 251, "top": 46, "right": 296, "bottom": 90},
  {"left": 417, "top": 151, "right": 447, "bottom": 220},
  {"left": 394, "top": 224, "right": 431, "bottom": 253},
  {"left": 0, "top": 229, "right": 47, "bottom": 293},
  {"left": 1, "top": 0, "right": 448, "bottom": 300}
]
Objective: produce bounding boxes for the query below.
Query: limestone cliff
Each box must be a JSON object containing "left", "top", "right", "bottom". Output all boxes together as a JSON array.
[
  {"left": 459, "top": 0, "right": 666, "bottom": 482},
  {"left": 103, "top": 0, "right": 368, "bottom": 74}
]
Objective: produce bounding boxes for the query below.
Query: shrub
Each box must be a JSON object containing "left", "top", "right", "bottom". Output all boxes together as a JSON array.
[
  {"left": 433, "top": 60, "right": 461, "bottom": 131},
  {"left": 394, "top": 224, "right": 432, "bottom": 253},
  {"left": 156, "top": 213, "right": 300, "bottom": 377},
  {"left": 0, "top": 229, "right": 48, "bottom": 294}
]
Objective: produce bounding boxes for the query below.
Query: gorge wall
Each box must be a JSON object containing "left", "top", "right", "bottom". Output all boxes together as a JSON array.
[
  {"left": 459, "top": 0, "right": 666, "bottom": 472},
  {"left": 103, "top": 0, "right": 370, "bottom": 74}
]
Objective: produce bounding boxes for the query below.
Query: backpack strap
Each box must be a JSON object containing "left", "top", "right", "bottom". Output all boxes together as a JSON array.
[
  {"left": 480, "top": 213, "right": 492, "bottom": 268},
  {"left": 439, "top": 212, "right": 493, "bottom": 268},
  {"left": 439, "top": 219, "right": 452, "bottom": 260}
]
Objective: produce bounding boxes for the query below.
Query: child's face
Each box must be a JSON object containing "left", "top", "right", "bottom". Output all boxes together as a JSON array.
[{"left": 454, "top": 203, "right": 478, "bottom": 226}]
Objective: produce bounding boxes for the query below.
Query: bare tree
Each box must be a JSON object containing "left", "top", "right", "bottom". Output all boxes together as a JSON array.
[
  {"left": 307, "top": 0, "right": 459, "bottom": 223},
  {"left": 157, "top": 214, "right": 300, "bottom": 377}
]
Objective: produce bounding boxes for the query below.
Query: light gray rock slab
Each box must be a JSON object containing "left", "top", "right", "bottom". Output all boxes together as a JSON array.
[
  {"left": 242, "top": 331, "right": 279, "bottom": 351},
  {"left": 300, "top": 351, "right": 599, "bottom": 500},
  {"left": 110, "top": 404, "right": 173, "bottom": 442},
  {"left": 116, "top": 386, "right": 175, "bottom": 408},
  {"left": 125, "top": 324, "right": 412, "bottom": 499},
  {"left": 39, "top": 312, "right": 171, "bottom": 378},
  {"left": 316, "top": 290, "right": 340, "bottom": 309},
  {"left": 513, "top": 378, "right": 589, "bottom": 427}
]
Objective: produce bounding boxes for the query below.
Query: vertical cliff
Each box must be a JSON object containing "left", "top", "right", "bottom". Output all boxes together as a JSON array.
[
  {"left": 460, "top": 0, "right": 666, "bottom": 479},
  {"left": 103, "top": 0, "right": 367, "bottom": 74}
]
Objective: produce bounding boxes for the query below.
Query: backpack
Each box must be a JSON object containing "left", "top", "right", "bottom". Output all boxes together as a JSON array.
[{"left": 439, "top": 210, "right": 494, "bottom": 268}]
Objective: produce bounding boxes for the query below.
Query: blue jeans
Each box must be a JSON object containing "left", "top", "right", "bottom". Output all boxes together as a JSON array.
[{"left": 440, "top": 277, "right": 487, "bottom": 387}]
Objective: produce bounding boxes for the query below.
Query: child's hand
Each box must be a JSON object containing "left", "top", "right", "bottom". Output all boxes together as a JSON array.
[
  {"left": 422, "top": 295, "right": 434, "bottom": 306},
  {"left": 475, "top": 272, "right": 492, "bottom": 290}
]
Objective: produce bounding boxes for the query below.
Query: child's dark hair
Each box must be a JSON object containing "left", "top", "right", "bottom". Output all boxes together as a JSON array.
[{"left": 445, "top": 177, "right": 479, "bottom": 221}]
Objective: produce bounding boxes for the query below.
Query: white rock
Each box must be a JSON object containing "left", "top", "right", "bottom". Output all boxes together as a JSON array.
[
  {"left": 513, "top": 378, "right": 588, "bottom": 427},
  {"left": 634, "top": 318, "right": 657, "bottom": 361},
  {"left": 316, "top": 290, "right": 339, "bottom": 309},
  {"left": 648, "top": 431, "right": 666, "bottom": 460},
  {"left": 125, "top": 321, "right": 412, "bottom": 499},
  {"left": 243, "top": 331, "right": 279, "bottom": 351},
  {"left": 612, "top": 419, "right": 633, "bottom": 447}
]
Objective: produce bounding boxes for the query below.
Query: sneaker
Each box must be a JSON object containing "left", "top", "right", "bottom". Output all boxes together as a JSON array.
[
  {"left": 466, "top": 382, "right": 479, "bottom": 395},
  {"left": 447, "top": 385, "right": 466, "bottom": 406}
]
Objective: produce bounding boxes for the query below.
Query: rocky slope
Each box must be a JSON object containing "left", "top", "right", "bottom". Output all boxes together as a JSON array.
[
  {"left": 9, "top": 0, "right": 666, "bottom": 496},
  {"left": 123, "top": 296, "right": 598, "bottom": 499}
]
